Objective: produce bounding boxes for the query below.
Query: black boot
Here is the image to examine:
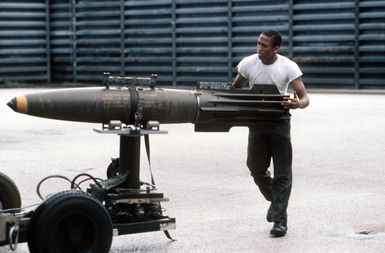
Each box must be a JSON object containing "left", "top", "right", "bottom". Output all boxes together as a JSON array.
[{"left": 270, "top": 221, "right": 287, "bottom": 237}]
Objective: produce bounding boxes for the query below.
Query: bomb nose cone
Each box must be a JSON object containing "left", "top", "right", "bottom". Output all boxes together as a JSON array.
[
  {"left": 7, "top": 96, "right": 28, "bottom": 114},
  {"left": 7, "top": 98, "right": 17, "bottom": 111}
]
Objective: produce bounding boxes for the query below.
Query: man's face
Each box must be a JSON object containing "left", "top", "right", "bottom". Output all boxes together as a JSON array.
[{"left": 257, "top": 34, "right": 278, "bottom": 63}]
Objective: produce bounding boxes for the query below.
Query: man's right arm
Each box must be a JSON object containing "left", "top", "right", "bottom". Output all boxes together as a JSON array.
[{"left": 232, "top": 74, "right": 248, "bottom": 88}]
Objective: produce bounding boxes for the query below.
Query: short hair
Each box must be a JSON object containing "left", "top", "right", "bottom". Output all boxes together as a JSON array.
[{"left": 261, "top": 29, "right": 282, "bottom": 48}]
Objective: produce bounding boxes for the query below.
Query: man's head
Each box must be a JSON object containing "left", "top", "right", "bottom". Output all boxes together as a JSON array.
[
  {"left": 261, "top": 29, "right": 282, "bottom": 48},
  {"left": 257, "top": 29, "right": 282, "bottom": 64}
]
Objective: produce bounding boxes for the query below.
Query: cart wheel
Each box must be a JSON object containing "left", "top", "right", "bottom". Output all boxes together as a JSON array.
[
  {"left": 0, "top": 172, "right": 21, "bottom": 210},
  {"left": 28, "top": 190, "right": 112, "bottom": 253},
  {"left": 107, "top": 158, "right": 119, "bottom": 178}
]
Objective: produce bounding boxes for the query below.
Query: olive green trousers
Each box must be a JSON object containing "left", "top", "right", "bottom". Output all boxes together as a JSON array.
[{"left": 247, "top": 119, "right": 292, "bottom": 222}]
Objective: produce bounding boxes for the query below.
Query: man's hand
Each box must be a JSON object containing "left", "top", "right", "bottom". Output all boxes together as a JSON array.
[
  {"left": 282, "top": 93, "right": 303, "bottom": 110},
  {"left": 282, "top": 77, "right": 310, "bottom": 110}
]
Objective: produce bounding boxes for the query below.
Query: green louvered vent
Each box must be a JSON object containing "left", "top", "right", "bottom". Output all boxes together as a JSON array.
[{"left": 1, "top": 0, "right": 384, "bottom": 89}]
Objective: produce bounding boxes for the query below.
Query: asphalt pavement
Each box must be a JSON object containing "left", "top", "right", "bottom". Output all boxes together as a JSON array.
[{"left": 0, "top": 88, "right": 384, "bottom": 253}]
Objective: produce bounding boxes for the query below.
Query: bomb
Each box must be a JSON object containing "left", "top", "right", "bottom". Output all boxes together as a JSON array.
[{"left": 7, "top": 75, "right": 289, "bottom": 132}]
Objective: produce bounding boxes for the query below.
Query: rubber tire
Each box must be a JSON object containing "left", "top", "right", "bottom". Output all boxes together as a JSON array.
[
  {"left": 27, "top": 190, "right": 113, "bottom": 253},
  {"left": 0, "top": 172, "right": 21, "bottom": 209}
]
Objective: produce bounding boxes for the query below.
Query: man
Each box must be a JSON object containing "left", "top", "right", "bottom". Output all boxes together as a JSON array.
[{"left": 232, "top": 29, "right": 309, "bottom": 237}]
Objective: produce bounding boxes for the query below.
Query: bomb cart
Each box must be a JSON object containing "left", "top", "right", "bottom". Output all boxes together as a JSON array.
[{"left": 2, "top": 74, "right": 289, "bottom": 252}]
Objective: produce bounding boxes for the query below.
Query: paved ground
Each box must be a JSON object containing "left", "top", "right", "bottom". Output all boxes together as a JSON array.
[{"left": 0, "top": 88, "right": 384, "bottom": 253}]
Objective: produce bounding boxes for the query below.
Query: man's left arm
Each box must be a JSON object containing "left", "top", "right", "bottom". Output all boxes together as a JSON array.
[{"left": 282, "top": 77, "right": 309, "bottom": 110}]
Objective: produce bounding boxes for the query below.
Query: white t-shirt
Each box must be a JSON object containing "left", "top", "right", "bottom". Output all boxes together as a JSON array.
[{"left": 237, "top": 54, "right": 302, "bottom": 94}]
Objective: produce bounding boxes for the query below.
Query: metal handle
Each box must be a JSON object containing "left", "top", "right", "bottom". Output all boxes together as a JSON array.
[{"left": 9, "top": 224, "right": 19, "bottom": 251}]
